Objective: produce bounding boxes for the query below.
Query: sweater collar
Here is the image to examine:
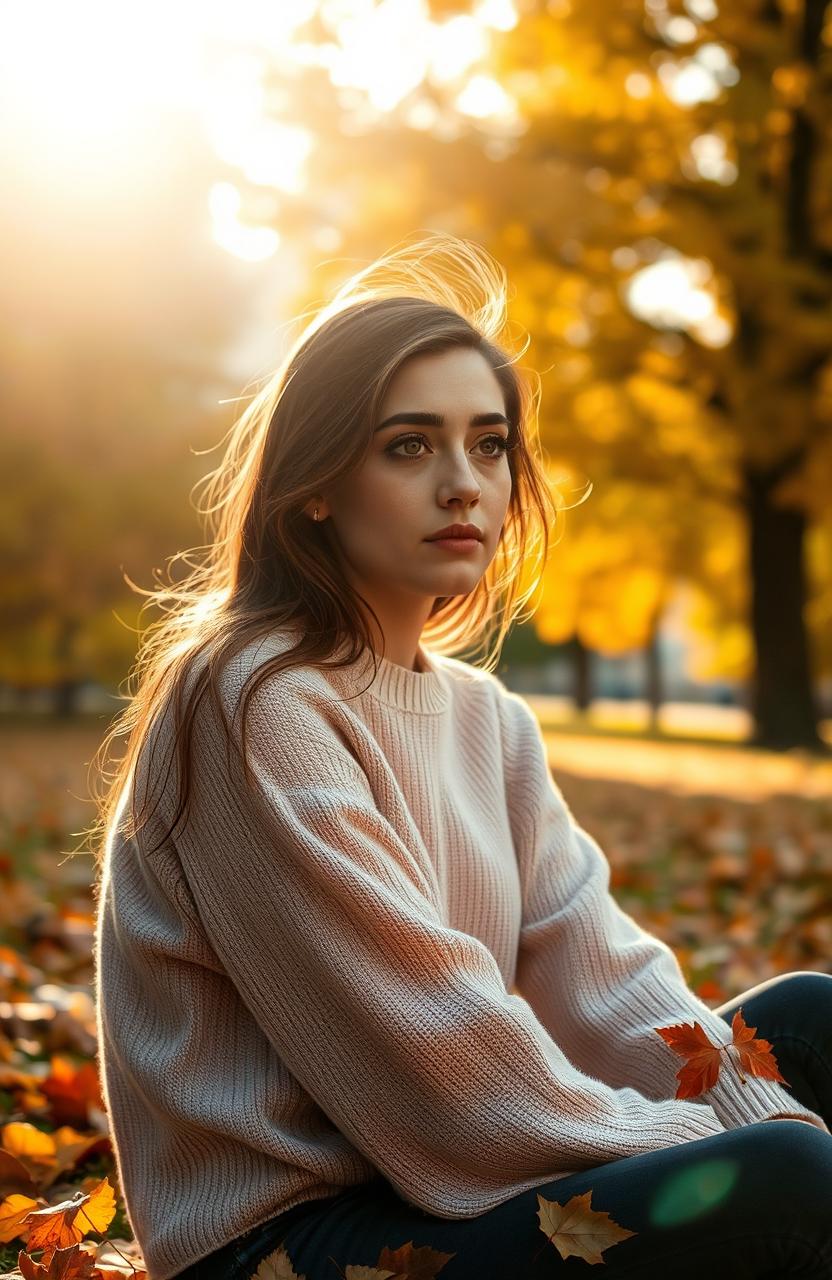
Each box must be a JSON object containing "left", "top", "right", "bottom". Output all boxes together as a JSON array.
[
  {"left": 264, "top": 625, "right": 451, "bottom": 714},
  {"left": 349, "top": 641, "right": 449, "bottom": 714}
]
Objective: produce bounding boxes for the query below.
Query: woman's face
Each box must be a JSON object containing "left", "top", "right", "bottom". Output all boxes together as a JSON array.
[{"left": 320, "top": 345, "right": 514, "bottom": 638}]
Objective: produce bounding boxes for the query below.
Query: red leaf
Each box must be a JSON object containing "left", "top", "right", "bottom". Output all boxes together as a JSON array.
[{"left": 655, "top": 1005, "right": 788, "bottom": 1099}]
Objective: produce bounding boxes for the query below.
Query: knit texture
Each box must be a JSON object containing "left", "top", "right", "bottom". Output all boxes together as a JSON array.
[{"left": 94, "top": 629, "right": 826, "bottom": 1280}]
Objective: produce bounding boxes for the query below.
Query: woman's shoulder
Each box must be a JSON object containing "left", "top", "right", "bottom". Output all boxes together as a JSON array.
[
  {"left": 428, "top": 652, "right": 536, "bottom": 746},
  {"left": 153, "top": 628, "right": 344, "bottom": 753},
  {"left": 221, "top": 627, "right": 348, "bottom": 719},
  {"left": 433, "top": 652, "right": 521, "bottom": 709},
  {"left": 452, "top": 661, "right": 539, "bottom": 742}
]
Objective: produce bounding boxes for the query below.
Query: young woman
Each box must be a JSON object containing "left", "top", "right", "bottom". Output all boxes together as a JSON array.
[{"left": 91, "top": 234, "right": 832, "bottom": 1280}]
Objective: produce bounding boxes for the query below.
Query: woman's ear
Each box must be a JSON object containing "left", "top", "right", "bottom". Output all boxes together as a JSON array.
[{"left": 303, "top": 497, "right": 326, "bottom": 522}]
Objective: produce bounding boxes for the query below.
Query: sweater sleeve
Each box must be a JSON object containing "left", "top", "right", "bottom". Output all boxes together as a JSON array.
[
  {"left": 497, "top": 687, "right": 828, "bottom": 1136},
  {"left": 161, "top": 672, "right": 735, "bottom": 1220}
]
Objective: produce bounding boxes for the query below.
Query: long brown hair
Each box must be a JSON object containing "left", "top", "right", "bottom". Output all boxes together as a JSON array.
[{"left": 82, "top": 231, "right": 578, "bottom": 872}]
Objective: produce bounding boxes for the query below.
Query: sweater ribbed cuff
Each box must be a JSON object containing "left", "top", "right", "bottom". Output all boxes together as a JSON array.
[
  {"left": 673, "top": 1099, "right": 728, "bottom": 1139},
  {"left": 703, "top": 1046, "right": 827, "bottom": 1132}
]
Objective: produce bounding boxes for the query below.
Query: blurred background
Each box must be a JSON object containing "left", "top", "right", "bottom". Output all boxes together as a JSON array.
[
  {"left": 0, "top": 5, "right": 830, "bottom": 1264},
  {"left": 3, "top": 0, "right": 832, "bottom": 746}
]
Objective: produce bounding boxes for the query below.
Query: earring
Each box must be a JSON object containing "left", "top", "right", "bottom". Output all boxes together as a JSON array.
[{"left": 313, "top": 505, "right": 319, "bottom": 521}]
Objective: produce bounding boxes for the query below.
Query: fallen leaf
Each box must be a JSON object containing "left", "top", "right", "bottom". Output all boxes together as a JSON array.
[
  {"left": 252, "top": 1244, "right": 307, "bottom": 1279},
  {"left": 17, "top": 1241, "right": 98, "bottom": 1278},
  {"left": 0, "top": 1149, "right": 39, "bottom": 1199},
  {"left": 343, "top": 1270, "right": 398, "bottom": 1280},
  {"left": 536, "top": 1189, "right": 637, "bottom": 1264},
  {"left": 0, "top": 1192, "right": 41, "bottom": 1243},
  {"left": 2, "top": 1124, "right": 56, "bottom": 1175},
  {"left": 23, "top": 1177, "right": 116, "bottom": 1257},
  {"left": 92, "top": 1235, "right": 147, "bottom": 1276},
  {"left": 377, "top": 1238, "right": 455, "bottom": 1278}
]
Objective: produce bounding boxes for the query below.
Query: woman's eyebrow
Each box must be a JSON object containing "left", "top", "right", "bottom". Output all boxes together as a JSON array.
[{"left": 374, "top": 411, "right": 510, "bottom": 433}]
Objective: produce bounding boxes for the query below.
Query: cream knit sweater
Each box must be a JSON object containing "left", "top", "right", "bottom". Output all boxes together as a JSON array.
[{"left": 94, "top": 629, "right": 826, "bottom": 1280}]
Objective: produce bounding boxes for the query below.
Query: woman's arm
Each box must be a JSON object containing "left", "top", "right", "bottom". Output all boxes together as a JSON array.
[
  {"left": 160, "top": 673, "right": 738, "bottom": 1220},
  {"left": 496, "top": 686, "right": 828, "bottom": 1135}
]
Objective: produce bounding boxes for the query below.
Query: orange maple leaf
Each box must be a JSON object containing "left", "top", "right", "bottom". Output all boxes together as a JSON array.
[
  {"left": 39, "top": 1057, "right": 105, "bottom": 1129},
  {"left": 655, "top": 1005, "right": 789, "bottom": 1099},
  {"left": 17, "top": 1240, "right": 98, "bottom": 1278},
  {"left": 22, "top": 1176, "right": 116, "bottom": 1257}
]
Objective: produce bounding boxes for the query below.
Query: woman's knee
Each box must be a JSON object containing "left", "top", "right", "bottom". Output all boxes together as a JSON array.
[
  {"left": 731, "top": 969, "right": 831, "bottom": 1005},
  {"left": 725, "top": 970, "right": 832, "bottom": 1028},
  {"left": 772, "top": 971, "right": 832, "bottom": 1002},
  {"left": 737, "top": 1119, "right": 832, "bottom": 1205}
]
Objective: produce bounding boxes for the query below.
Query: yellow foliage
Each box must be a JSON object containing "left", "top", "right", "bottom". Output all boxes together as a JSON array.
[
  {"left": 684, "top": 588, "right": 753, "bottom": 682},
  {"left": 2, "top": 1122, "right": 56, "bottom": 1166}
]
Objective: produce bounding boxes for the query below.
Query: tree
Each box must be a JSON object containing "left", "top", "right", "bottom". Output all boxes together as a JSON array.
[
  {"left": 238, "top": 0, "right": 832, "bottom": 749},
  {"left": 0, "top": 117, "right": 248, "bottom": 711}
]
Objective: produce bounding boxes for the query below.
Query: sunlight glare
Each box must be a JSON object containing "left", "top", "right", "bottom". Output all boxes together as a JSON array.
[
  {"left": 199, "top": 47, "right": 314, "bottom": 193},
  {"left": 1, "top": 0, "right": 201, "bottom": 146},
  {"left": 455, "top": 74, "right": 518, "bottom": 121},
  {"left": 429, "top": 16, "right": 488, "bottom": 85},
  {"left": 209, "top": 182, "right": 280, "bottom": 262},
  {"left": 688, "top": 133, "right": 737, "bottom": 184},
  {"left": 626, "top": 72, "right": 653, "bottom": 98},
  {"left": 660, "top": 59, "right": 721, "bottom": 105},
  {"left": 327, "top": 0, "right": 431, "bottom": 110},
  {"left": 315, "top": 0, "right": 497, "bottom": 114},
  {"left": 474, "top": 0, "right": 519, "bottom": 30},
  {"left": 625, "top": 253, "right": 732, "bottom": 347},
  {"left": 659, "top": 41, "right": 738, "bottom": 107},
  {"left": 201, "top": 0, "right": 318, "bottom": 51},
  {"left": 663, "top": 15, "right": 699, "bottom": 43}
]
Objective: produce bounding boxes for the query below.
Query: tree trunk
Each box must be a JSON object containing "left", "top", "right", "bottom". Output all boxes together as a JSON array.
[
  {"left": 571, "top": 634, "right": 591, "bottom": 713},
  {"left": 644, "top": 616, "right": 662, "bottom": 734},
  {"left": 51, "top": 615, "right": 82, "bottom": 718},
  {"left": 744, "top": 461, "right": 826, "bottom": 752},
  {"left": 737, "top": 0, "right": 829, "bottom": 754}
]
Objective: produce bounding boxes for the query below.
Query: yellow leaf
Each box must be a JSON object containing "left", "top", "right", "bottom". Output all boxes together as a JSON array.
[
  {"left": 25, "top": 1176, "right": 116, "bottom": 1254},
  {"left": 73, "top": 1177, "right": 117, "bottom": 1235},
  {"left": 2, "top": 1123, "right": 56, "bottom": 1166},
  {"left": 252, "top": 1244, "right": 307, "bottom": 1279},
  {"left": 538, "top": 1189, "right": 637, "bottom": 1264},
  {"left": 0, "top": 1192, "right": 40, "bottom": 1244}
]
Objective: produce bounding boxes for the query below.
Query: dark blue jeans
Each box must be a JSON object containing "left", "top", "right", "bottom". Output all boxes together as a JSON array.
[{"left": 176, "top": 971, "right": 832, "bottom": 1279}]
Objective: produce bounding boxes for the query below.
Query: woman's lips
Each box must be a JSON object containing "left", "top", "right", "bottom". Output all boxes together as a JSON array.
[{"left": 425, "top": 537, "right": 481, "bottom": 552}]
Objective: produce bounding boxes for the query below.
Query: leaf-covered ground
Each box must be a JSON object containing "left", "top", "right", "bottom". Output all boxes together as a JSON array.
[
  {"left": 540, "top": 724, "right": 832, "bottom": 1000},
  {"left": 0, "top": 716, "right": 829, "bottom": 1276}
]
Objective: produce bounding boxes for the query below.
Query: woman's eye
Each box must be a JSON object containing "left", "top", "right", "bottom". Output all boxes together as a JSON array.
[{"left": 385, "top": 433, "right": 510, "bottom": 460}]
